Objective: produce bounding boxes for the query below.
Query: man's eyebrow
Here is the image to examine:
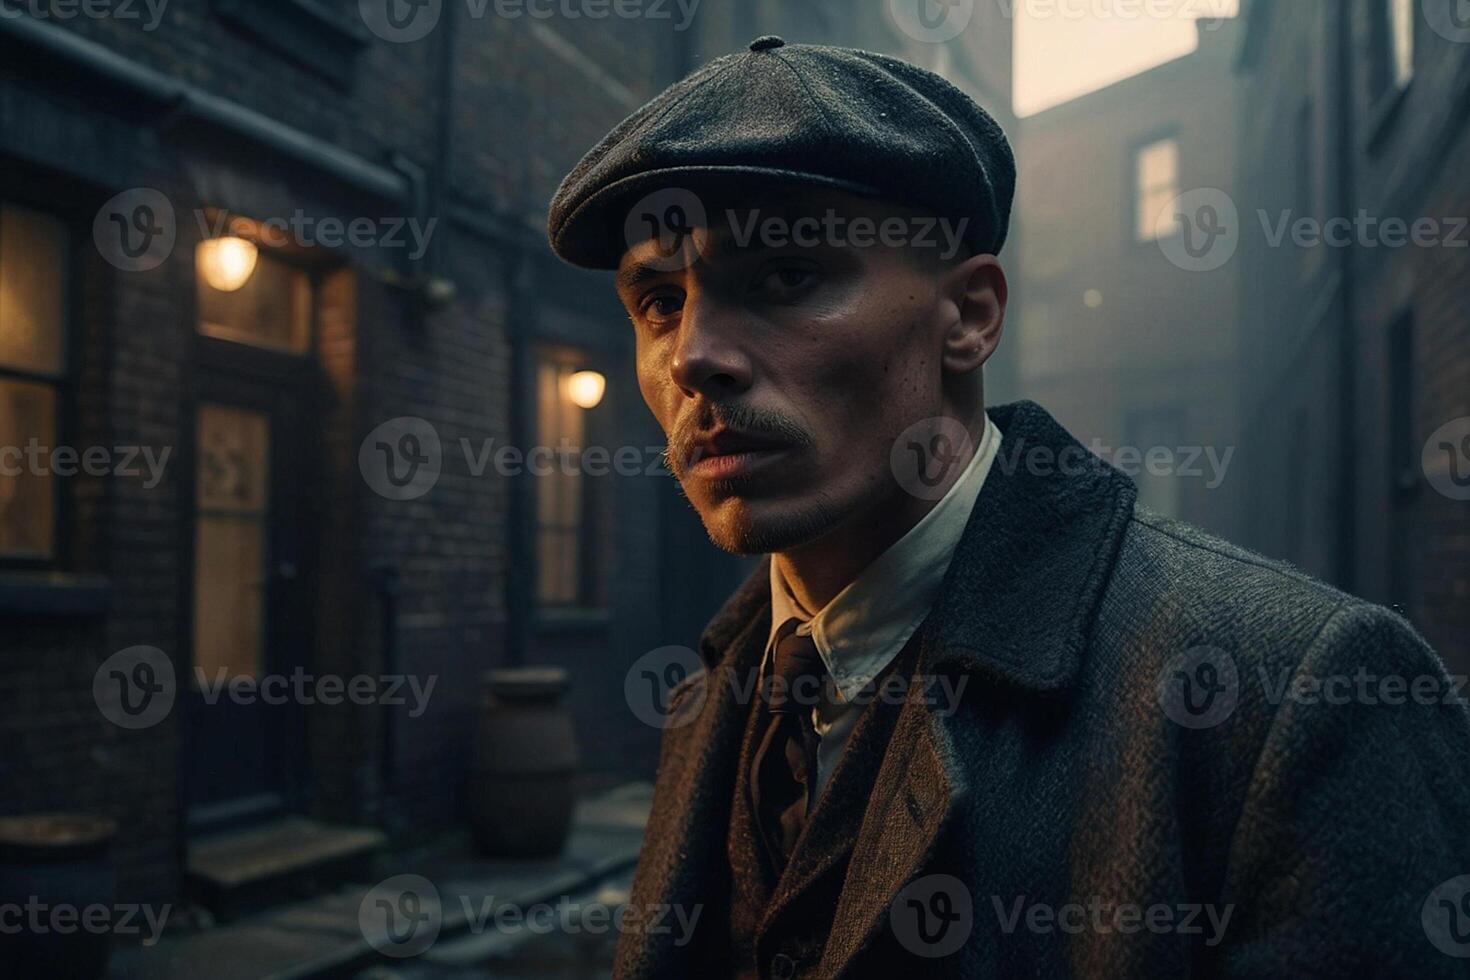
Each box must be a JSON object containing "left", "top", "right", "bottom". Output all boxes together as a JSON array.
[
  {"left": 616, "top": 262, "right": 659, "bottom": 294},
  {"left": 617, "top": 220, "right": 827, "bottom": 292}
]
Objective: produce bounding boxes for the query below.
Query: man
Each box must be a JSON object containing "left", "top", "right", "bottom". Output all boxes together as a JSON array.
[{"left": 547, "top": 37, "right": 1470, "bottom": 978}]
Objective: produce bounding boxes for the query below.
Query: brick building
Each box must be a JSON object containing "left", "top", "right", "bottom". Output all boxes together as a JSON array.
[
  {"left": 0, "top": 0, "right": 1015, "bottom": 916},
  {"left": 1234, "top": 0, "right": 1470, "bottom": 675},
  {"left": 1010, "top": 18, "right": 1246, "bottom": 541}
]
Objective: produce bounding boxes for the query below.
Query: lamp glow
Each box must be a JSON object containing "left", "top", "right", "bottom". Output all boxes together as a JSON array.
[
  {"left": 198, "top": 237, "right": 259, "bottom": 292},
  {"left": 566, "top": 370, "right": 606, "bottom": 409}
]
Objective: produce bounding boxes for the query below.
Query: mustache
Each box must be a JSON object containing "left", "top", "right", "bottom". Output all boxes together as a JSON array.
[{"left": 665, "top": 403, "right": 816, "bottom": 473}]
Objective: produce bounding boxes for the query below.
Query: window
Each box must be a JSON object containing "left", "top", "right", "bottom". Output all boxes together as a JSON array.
[
  {"left": 1371, "top": 0, "right": 1415, "bottom": 97},
  {"left": 534, "top": 348, "right": 609, "bottom": 610},
  {"left": 1134, "top": 137, "right": 1180, "bottom": 242},
  {"left": 0, "top": 204, "right": 69, "bottom": 562}
]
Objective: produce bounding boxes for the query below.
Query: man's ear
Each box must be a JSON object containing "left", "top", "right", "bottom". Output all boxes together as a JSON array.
[{"left": 939, "top": 253, "right": 1007, "bottom": 377}]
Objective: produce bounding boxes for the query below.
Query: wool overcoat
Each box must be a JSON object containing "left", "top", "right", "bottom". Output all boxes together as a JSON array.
[{"left": 612, "top": 400, "right": 1470, "bottom": 978}]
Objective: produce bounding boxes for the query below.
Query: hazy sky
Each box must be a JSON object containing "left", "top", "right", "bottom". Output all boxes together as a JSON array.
[{"left": 1014, "top": 0, "right": 1241, "bottom": 116}]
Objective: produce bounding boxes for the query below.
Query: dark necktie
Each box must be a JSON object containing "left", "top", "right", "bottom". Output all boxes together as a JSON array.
[{"left": 749, "top": 618, "right": 832, "bottom": 873}]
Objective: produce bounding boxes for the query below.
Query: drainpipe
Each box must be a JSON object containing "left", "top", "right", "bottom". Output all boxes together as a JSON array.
[
  {"left": 366, "top": 564, "right": 401, "bottom": 827},
  {"left": 0, "top": 13, "right": 408, "bottom": 203},
  {"left": 1332, "top": 1, "right": 1359, "bottom": 592},
  {"left": 504, "top": 246, "right": 536, "bottom": 668}
]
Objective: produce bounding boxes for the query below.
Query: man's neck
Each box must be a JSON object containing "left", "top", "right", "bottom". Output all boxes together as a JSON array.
[{"left": 774, "top": 414, "right": 983, "bottom": 612}]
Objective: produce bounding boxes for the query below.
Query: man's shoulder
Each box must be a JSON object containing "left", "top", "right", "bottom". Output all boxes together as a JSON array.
[{"left": 1102, "top": 504, "right": 1437, "bottom": 680}]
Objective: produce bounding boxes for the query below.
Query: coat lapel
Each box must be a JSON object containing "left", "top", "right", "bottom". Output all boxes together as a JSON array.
[{"left": 821, "top": 400, "right": 1139, "bottom": 975}]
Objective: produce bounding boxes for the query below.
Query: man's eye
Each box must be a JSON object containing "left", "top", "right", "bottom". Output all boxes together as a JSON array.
[
  {"left": 755, "top": 265, "right": 816, "bottom": 294},
  {"left": 639, "top": 293, "right": 683, "bottom": 320}
]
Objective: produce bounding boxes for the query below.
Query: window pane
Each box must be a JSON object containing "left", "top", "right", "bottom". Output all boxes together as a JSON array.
[
  {"left": 0, "top": 204, "right": 67, "bottom": 376},
  {"left": 1391, "top": 0, "right": 1414, "bottom": 90},
  {"left": 197, "top": 247, "right": 311, "bottom": 353},
  {"left": 0, "top": 379, "right": 57, "bottom": 559},
  {"left": 535, "top": 355, "right": 596, "bottom": 607},
  {"left": 193, "top": 403, "right": 271, "bottom": 683},
  {"left": 1135, "top": 139, "right": 1179, "bottom": 241}
]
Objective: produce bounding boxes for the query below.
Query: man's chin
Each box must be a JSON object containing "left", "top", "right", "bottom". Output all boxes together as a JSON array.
[{"left": 696, "top": 495, "right": 840, "bottom": 556}]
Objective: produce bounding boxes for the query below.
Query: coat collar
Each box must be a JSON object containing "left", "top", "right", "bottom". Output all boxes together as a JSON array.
[{"left": 698, "top": 401, "right": 1138, "bottom": 695}]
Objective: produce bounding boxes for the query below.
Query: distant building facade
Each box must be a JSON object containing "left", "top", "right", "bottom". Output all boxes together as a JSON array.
[
  {"left": 1011, "top": 19, "right": 1246, "bottom": 541},
  {"left": 1234, "top": 0, "right": 1470, "bottom": 675}
]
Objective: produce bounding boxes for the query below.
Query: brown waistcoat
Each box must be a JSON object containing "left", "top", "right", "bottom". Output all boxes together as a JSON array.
[{"left": 722, "top": 638, "right": 920, "bottom": 980}]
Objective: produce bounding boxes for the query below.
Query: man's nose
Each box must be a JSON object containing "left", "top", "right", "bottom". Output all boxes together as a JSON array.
[{"left": 669, "top": 294, "right": 753, "bottom": 398}]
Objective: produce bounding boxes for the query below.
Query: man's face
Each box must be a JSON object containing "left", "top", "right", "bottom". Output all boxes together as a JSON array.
[{"left": 615, "top": 186, "right": 988, "bottom": 555}]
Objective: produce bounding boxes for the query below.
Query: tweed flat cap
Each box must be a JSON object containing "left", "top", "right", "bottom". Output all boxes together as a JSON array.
[{"left": 547, "top": 35, "right": 1015, "bottom": 270}]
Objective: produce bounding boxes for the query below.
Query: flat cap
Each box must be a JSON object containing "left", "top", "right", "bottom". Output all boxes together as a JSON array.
[{"left": 547, "top": 35, "right": 1015, "bottom": 270}]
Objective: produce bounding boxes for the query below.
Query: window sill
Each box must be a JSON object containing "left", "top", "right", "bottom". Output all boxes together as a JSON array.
[
  {"left": 0, "top": 572, "right": 110, "bottom": 617},
  {"left": 535, "top": 607, "right": 612, "bottom": 633}
]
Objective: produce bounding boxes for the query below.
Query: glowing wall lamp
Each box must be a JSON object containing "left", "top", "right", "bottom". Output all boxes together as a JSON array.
[
  {"left": 197, "top": 237, "right": 259, "bottom": 292},
  {"left": 565, "top": 370, "right": 606, "bottom": 409}
]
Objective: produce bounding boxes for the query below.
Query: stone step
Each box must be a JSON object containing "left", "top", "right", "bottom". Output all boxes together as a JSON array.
[{"left": 187, "top": 817, "right": 387, "bottom": 921}]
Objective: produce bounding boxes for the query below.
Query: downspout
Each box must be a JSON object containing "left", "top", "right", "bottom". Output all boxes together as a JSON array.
[
  {"left": 504, "top": 247, "right": 535, "bottom": 669},
  {"left": 0, "top": 12, "right": 407, "bottom": 203},
  {"left": 1332, "top": 0, "right": 1359, "bottom": 591}
]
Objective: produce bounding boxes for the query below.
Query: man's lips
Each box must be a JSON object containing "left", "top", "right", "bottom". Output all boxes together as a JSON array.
[{"left": 681, "top": 429, "right": 796, "bottom": 479}]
